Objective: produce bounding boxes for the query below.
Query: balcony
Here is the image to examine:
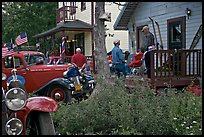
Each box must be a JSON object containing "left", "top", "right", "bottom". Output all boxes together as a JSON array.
[{"left": 56, "top": 6, "right": 77, "bottom": 24}]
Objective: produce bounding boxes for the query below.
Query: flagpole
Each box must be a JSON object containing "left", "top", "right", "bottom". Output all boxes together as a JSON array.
[
  {"left": 10, "top": 38, "right": 13, "bottom": 50},
  {"left": 25, "top": 32, "right": 30, "bottom": 50}
]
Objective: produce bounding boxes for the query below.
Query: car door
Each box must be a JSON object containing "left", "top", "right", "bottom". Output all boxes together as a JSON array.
[{"left": 2, "top": 55, "right": 27, "bottom": 87}]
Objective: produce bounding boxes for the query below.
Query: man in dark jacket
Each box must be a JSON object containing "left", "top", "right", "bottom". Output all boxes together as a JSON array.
[
  {"left": 111, "top": 38, "right": 126, "bottom": 78},
  {"left": 142, "top": 25, "right": 155, "bottom": 78}
]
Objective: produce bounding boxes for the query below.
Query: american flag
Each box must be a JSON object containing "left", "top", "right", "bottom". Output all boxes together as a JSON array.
[
  {"left": 15, "top": 32, "right": 28, "bottom": 45},
  {"left": 2, "top": 47, "right": 14, "bottom": 58}
]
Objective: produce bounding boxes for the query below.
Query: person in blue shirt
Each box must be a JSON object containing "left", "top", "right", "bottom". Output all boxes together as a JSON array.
[{"left": 111, "top": 38, "right": 127, "bottom": 78}]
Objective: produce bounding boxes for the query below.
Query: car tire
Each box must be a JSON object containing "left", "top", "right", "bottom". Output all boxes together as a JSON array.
[
  {"left": 26, "top": 112, "right": 55, "bottom": 135},
  {"left": 48, "top": 84, "right": 72, "bottom": 104}
]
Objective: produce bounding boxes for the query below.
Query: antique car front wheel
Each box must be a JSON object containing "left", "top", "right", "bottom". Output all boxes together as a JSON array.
[
  {"left": 48, "top": 84, "right": 72, "bottom": 103},
  {"left": 26, "top": 112, "right": 55, "bottom": 135}
]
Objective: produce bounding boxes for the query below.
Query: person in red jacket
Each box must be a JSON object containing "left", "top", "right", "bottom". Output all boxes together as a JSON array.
[{"left": 71, "top": 48, "right": 87, "bottom": 70}]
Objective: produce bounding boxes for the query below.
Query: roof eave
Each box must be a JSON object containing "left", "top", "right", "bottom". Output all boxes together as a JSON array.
[
  {"left": 113, "top": 2, "right": 139, "bottom": 30},
  {"left": 113, "top": 2, "right": 128, "bottom": 30}
]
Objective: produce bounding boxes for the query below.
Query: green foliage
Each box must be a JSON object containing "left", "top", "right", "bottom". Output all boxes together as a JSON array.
[
  {"left": 2, "top": 2, "right": 57, "bottom": 47},
  {"left": 51, "top": 78, "right": 202, "bottom": 135},
  {"left": 52, "top": 79, "right": 136, "bottom": 135}
]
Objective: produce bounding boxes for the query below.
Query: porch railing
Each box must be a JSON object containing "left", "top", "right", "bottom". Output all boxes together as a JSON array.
[
  {"left": 150, "top": 49, "right": 201, "bottom": 88},
  {"left": 56, "top": 6, "right": 77, "bottom": 24}
]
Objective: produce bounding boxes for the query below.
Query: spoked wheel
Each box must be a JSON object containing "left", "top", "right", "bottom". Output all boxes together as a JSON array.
[
  {"left": 48, "top": 85, "right": 71, "bottom": 104},
  {"left": 26, "top": 112, "right": 56, "bottom": 135}
]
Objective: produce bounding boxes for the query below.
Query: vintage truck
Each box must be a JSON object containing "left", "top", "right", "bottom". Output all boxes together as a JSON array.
[{"left": 2, "top": 48, "right": 72, "bottom": 103}]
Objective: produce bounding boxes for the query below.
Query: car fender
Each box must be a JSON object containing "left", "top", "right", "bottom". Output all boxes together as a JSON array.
[
  {"left": 33, "top": 78, "right": 69, "bottom": 96},
  {"left": 16, "top": 96, "right": 58, "bottom": 135},
  {"left": 25, "top": 96, "right": 58, "bottom": 112}
]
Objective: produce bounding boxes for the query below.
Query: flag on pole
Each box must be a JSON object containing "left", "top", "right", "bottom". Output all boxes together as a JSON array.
[
  {"left": 2, "top": 43, "right": 7, "bottom": 48},
  {"left": 2, "top": 47, "right": 14, "bottom": 58},
  {"left": 10, "top": 38, "right": 16, "bottom": 49},
  {"left": 15, "top": 32, "right": 28, "bottom": 45}
]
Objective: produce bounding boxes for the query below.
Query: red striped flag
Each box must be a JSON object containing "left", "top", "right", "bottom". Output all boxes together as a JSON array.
[
  {"left": 2, "top": 47, "right": 14, "bottom": 58},
  {"left": 15, "top": 32, "right": 28, "bottom": 45}
]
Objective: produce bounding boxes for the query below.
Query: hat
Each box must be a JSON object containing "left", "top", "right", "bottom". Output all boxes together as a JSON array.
[
  {"left": 142, "top": 26, "right": 149, "bottom": 32},
  {"left": 113, "top": 38, "right": 120, "bottom": 44},
  {"left": 76, "top": 48, "right": 81, "bottom": 52}
]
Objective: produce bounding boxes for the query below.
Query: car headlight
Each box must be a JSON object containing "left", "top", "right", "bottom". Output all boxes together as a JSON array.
[
  {"left": 69, "top": 83, "right": 75, "bottom": 88},
  {"left": 5, "top": 88, "right": 27, "bottom": 111},
  {"left": 69, "top": 77, "right": 74, "bottom": 82},
  {"left": 63, "top": 71, "right": 68, "bottom": 78},
  {"left": 6, "top": 118, "right": 23, "bottom": 135}
]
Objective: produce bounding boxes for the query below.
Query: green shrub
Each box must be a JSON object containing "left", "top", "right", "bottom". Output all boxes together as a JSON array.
[
  {"left": 52, "top": 78, "right": 136, "bottom": 135},
  {"left": 129, "top": 80, "right": 202, "bottom": 135},
  {"left": 51, "top": 78, "right": 202, "bottom": 135}
]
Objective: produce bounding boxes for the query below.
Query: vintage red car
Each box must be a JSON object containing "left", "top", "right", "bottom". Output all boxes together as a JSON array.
[
  {"left": 2, "top": 48, "right": 73, "bottom": 103},
  {"left": 2, "top": 69, "right": 58, "bottom": 135}
]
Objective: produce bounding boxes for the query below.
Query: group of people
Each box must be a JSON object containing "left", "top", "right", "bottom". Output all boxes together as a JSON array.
[
  {"left": 110, "top": 25, "right": 154, "bottom": 79},
  {"left": 45, "top": 24, "right": 154, "bottom": 79}
]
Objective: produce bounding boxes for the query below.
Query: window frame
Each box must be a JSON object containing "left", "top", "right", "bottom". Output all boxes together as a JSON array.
[
  {"left": 81, "top": 2, "right": 86, "bottom": 11},
  {"left": 4, "top": 56, "right": 24, "bottom": 69},
  {"left": 167, "top": 16, "right": 186, "bottom": 50}
]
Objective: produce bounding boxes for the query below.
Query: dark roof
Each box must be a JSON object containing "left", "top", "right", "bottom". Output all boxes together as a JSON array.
[
  {"left": 33, "top": 20, "right": 93, "bottom": 38},
  {"left": 113, "top": 2, "right": 139, "bottom": 30}
]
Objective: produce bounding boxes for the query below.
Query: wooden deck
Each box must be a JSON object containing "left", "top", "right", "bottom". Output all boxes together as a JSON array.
[{"left": 150, "top": 49, "right": 201, "bottom": 90}]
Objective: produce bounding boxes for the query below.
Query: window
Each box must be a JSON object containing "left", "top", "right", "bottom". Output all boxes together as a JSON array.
[
  {"left": 167, "top": 16, "right": 186, "bottom": 50},
  {"left": 171, "top": 24, "right": 181, "bottom": 43},
  {"left": 24, "top": 54, "right": 45, "bottom": 66},
  {"left": 81, "top": 2, "right": 86, "bottom": 11},
  {"left": 70, "top": 2, "right": 76, "bottom": 15},
  {"left": 75, "top": 33, "right": 85, "bottom": 55},
  {"left": 4, "top": 56, "right": 24, "bottom": 68}
]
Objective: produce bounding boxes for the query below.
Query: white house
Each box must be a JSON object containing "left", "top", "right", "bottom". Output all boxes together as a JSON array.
[
  {"left": 34, "top": 2, "right": 128, "bottom": 55},
  {"left": 114, "top": 2, "right": 202, "bottom": 88}
]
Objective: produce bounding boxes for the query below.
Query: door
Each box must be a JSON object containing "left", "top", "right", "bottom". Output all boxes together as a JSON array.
[
  {"left": 136, "top": 25, "right": 146, "bottom": 52},
  {"left": 75, "top": 33, "right": 85, "bottom": 54},
  {"left": 2, "top": 56, "right": 27, "bottom": 89},
  {"left": 167, "top": 16, "right": 186, "bottom": 75},
  {"left": 167, "top": 16, "right": 186, "bottom": 50}
]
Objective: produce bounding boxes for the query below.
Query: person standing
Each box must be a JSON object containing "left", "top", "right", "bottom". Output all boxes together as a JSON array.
[
  {"left": 142, "top": 25, "right": 155, "bottom": 78},
  {"left": 71, "top": 48, "right": 87, "bottom": 70},
  {"left": 111, "top": 38, "right": 127, "bottom": 78}
]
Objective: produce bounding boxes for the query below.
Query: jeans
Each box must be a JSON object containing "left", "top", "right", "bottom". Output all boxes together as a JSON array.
[
  {"left": 114, "top": 63, "right": 127, "bottom": 78},
  {"left": 125, "top": 63, "right": 131, "bottom": 74},
  {"left": 145, "top": 51, "right": 151, "bottom": 78}
]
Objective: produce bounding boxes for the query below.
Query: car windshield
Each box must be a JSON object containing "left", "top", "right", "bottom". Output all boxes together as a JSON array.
[{"left": 24, "top": 54, "right": 45, "bottom": 66}]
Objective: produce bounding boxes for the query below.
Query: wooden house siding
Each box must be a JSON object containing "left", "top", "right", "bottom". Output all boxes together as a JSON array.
[
  {"left": 58, "top": 2, "right": 129, "bottom": 53},
  {"left": 84, "top": 32, "right": 92, "bottom": 56},
  {"left": 76, "top": 2, "right": 92, "bottom": 25},
  {"left": 105, "top": 3, "right": 129, "bottom": 52},
  {"left": 125, "top": 2, "right": 202, "bottom": 87},
  {"left": 129, "top": 2, "right": 202, "bottom": 50}
]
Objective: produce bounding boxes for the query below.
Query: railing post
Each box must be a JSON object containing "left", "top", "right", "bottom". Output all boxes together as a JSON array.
[
  {"left": 198, "top": 50, "right": 201, "bottom": 76},
  {"left": 150, "top": 51, "right": 155, "bottom": 86}
]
